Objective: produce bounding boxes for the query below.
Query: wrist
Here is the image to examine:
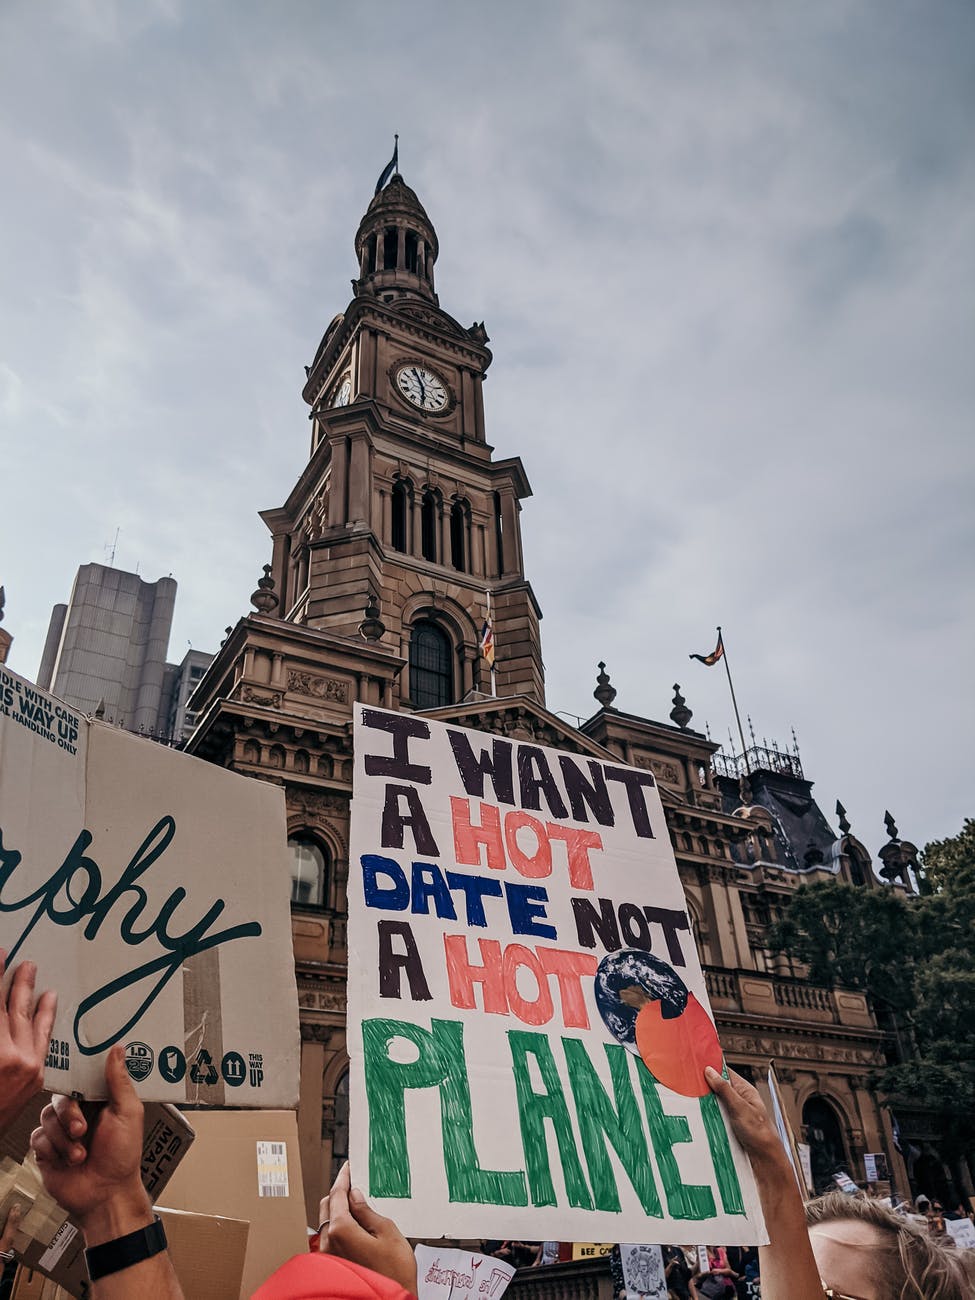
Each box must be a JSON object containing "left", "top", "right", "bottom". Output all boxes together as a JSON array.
[{"left": 78, "top": 1183, "right": 153, "bottom": 1247}]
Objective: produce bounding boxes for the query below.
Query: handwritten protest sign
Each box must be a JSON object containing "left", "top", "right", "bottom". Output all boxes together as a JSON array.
[
  {"left": 414, "top": 1245, "right": 515, "bottom": 1299},
  {"left": 0, "top": 668, "right": 299, "bottom": 1105},
  {"left": 347, "top": 706, "right": 766, "bottom": 1242},
  {"left": 620, "top": 1243, "right": 667, "bottom": 1299}
]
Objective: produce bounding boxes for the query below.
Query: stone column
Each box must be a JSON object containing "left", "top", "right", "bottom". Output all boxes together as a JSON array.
[
  {"left": 498, "top": 486, "right": 521, "bottom": 575},
  {"left": 396, "top": 226, "right": 405, "bottom": 271},
  {"left": 472, "top": 522, "right": 485, "bottom": 577},
  {"left": 328, "top": 437, "right": 348, "bottom": 527},
  {"left": 347, "top": 435, "right": 371, "bottom": 526}
]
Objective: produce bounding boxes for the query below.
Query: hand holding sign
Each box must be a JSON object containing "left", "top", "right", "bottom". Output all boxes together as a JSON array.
[
  {"left": 319, "top": 1160, "right": 418, "bottom": 1297},
  {"left": 0, "top": 957, "right": 57, "bottom": 1133}
]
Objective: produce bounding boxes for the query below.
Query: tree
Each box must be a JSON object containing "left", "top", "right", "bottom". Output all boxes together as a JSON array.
[{"left": 770, "top": 818, "right": 975, "bottom": 1139}]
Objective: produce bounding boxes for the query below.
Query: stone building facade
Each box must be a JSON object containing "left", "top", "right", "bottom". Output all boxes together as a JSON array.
[{"left": 186, "top": 170, "right": 908, "bottom": 1224}]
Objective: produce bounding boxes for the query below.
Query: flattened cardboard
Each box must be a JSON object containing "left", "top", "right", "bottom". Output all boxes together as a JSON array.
[
  {"left": 0, "top": 668, "right": 299, "bottom": 1107},
  {"left": 156, "top": 1207, "right": 249, "bottom": 1300},
  {"left": 158, "top": 1110, "right": 308, "bottom": 1299},
  {"left": 0, "top": 1093, "right": 194, "bottom": 1299}
]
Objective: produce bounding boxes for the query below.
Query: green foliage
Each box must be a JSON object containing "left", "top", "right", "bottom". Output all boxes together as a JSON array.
[{"left": 771, "top": 819, "right": 975, "bottom": 1129}]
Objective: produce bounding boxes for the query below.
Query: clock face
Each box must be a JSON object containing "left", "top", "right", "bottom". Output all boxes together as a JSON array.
[
  {"left": 332, "top": 375, "right": 352, "bottom": 407},
  {"left": 395, "top": 364, "right": 448, "bottom": 413}
]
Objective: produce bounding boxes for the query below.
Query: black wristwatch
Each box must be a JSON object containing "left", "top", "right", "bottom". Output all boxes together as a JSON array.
[{"left": 85, "top": 1215, "right": 168, "bottom": 1281}]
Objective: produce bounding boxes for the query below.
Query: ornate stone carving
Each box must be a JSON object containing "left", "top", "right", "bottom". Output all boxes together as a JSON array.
[
  {"left": 239, "top": 685, "right": 283, "bottom": 709},
  {"left": 298, "top": 987, "right": 347, "bottom": 1013},
  {"left": 287, "top": 671, "right": 350, "bottom": 704},
  {"left": 633, "top": 755, "right": 682, "bottom": 785}
]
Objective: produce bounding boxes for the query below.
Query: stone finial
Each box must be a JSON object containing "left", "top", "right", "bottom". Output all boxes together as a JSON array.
[
  {"left": 359, "top": 592, "right": 386, "bottom": 642},
  {"left": 670, "top": 683, "right": 692, "bottom": 730},
  {"left": 883, "top": 809, "right": 898, "bottom": 841},
  {"left": 94, "top": 698, "right": 106, "bottom": 719},
  {"left": 250, "top": 564, "right": 279, "bottom": 615},
  {"left": 220, "top": 626, "right": 233, "bottom": 648},
  {"left": 836, "top": 800, "right": 851, "bottom": 835},
  {"left": 593, "top": 661, "right": 617, "bottom": 708},
  {"left": 0, "top": 586, "right": 5, "bottom": 624}
]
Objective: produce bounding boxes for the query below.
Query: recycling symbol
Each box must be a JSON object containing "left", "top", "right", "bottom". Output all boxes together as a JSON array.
[{"left": 189, "top": 1049, "right": 218, "bottom": 1085}]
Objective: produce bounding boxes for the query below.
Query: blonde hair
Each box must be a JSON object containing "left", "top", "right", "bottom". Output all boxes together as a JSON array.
[{"left": 805, "top": 1191, "right": 969, "bottom": 1300}]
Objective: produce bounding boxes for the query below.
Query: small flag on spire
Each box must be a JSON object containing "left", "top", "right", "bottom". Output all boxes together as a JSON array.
[
  {"left": 375, "top": 135, "right": 399, "bottom": 193},
  {"left": 689, "top": 630, "right": 724, "bottom": 666},
  {"left": 479, "top": 616, "right": 495, "bottom": 668}
]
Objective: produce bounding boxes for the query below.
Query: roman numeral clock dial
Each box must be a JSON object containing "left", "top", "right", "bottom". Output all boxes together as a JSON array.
[{"left": 395, "top": 364, "right": 448, "bottom": 412}]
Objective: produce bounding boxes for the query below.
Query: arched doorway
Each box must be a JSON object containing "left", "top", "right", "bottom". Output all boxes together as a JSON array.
[{"left": 802, "top": 1096, "right": 848, "bottom": 1193}]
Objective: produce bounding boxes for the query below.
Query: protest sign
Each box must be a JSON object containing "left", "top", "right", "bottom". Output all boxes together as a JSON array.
[
  {"left": 946, "top": 1217, "right": 975, "bottom": 1250},
  {"left": 414, "top": 1245, "right": 515, "bottom": 1299},
  {"left": 620, "top": 1243, "right": 667, "bottom": 1299},
  {"left": 863, "top": 1152, "right": 888, "bottom": 1182},
  {"left": 347, "top": 706, "right": 766, "bottom": 1241},
  {"left": 0, "top": 668, "right": 299, "bottom": 1105}
]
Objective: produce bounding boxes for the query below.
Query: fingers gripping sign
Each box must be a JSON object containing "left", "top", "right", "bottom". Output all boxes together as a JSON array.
[
  {"left": 320, "top": 1161, "right": 418, "bottom": 1297},
  {"left": 30, "top": 1045, "right": 147, "bottom": 1226},
  {"left": 0, "top": 953, "right": 57, "bottom": 1132}
]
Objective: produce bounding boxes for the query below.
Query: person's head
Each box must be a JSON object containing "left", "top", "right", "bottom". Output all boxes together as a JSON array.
[{"left": 805, "top": 1191, "right": 968, "bottom": 1300}]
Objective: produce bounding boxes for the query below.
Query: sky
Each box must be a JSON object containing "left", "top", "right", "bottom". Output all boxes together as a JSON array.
[{"left": 1, "top": 0, "right": 972, "bottom": 861}]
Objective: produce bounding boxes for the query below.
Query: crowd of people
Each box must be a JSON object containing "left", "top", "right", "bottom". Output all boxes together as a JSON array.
[{"left": 0, "top": 958, "right": 970, "bottom": 1298}]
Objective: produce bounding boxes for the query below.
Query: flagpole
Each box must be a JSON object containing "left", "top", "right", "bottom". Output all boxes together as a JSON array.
[{"left": 718, "top": 626, "right": 750, "bottom": 771}]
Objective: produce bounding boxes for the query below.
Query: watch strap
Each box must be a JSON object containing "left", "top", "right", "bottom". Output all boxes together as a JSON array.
[{"left": 85, "top": 1214, "right": 168, "bottom": 1281}]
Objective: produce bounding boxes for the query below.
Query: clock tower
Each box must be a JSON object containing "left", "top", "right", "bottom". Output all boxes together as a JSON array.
[{"left": 262, "top": 170, "right": 543, "bottom": 706}]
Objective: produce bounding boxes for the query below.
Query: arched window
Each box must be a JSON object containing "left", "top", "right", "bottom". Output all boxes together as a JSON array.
[
  {"left": 450, "top": 500, "right": 467, "bottom": 572},
  {"left": 421, "top": 491, "right": 438, "bottom": 563},
  {"left": 383, "top": 227, "right": 398, "bottom": 270},
  {"left": 404, "top": 230, "right": 419, "bottom": 273},
  {"left": 330, "top": 1070, "right": 350, "bottom": 1182},
  {"left": 802, "top": 1096, "right": 848, "bottom": 1193},
  {"left": 409, "top": 621, "right": 453, "bottom": 709},
  {"left": 391, "top": 480, "right": 410, "bottom": 553},
  {"left": 288, "top": 835, "right": 328, "bottom": 908}
]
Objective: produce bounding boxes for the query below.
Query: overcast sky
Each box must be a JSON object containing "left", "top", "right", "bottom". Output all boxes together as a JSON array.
[{"left": 2, "top": 0, "right": 972, "bottom": 859}]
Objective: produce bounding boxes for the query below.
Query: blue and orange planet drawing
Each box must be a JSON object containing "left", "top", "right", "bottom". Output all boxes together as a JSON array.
[{"left": 594, "top": 949, "right": 723, "bottom": 1097}]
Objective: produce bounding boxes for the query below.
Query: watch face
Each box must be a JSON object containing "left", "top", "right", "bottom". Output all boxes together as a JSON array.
[
  {"left": 332, "top": 375, "right": 352, "bottom": 407},
  {"left": 395, "top": 364, "right": 448, "bottom": 412}
]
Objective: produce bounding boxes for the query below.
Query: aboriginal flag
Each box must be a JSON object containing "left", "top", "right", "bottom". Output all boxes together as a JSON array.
[{"left": 689, "top": 631, "right": 724, "bottom": 666}]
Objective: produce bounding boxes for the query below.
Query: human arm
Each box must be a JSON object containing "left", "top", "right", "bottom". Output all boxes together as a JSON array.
[
  {"left": 319, "top": 1160, "right": 417, "bottom": 1296},
  {"left": 30, "top": 1045, "right": 183, "bottom": 1300},
  {"left": 705, "top": 1066, "right": 825, "bottom": 1300},
  {"left": 0, "top": 958, "right": 57, "bottom": 1133}
]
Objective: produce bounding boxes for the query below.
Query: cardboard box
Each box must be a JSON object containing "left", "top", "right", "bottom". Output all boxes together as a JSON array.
[
  {"left": 0, "top": 667, "right": 299, "bottom": 1107},
  {"left": 156, "top": 1207, "right": 249, "bottom": 1300},
  {"left": 1, "top": 1093, "right": 194, "bottom": 1298},
  {"left": 159, "top": 1110, "right": 308, "bottom": 1298}
]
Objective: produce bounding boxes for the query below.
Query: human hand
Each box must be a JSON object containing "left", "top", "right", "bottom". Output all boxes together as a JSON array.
[
  {"left": 319, "top": 1161, "right": 417, "bottom": 1296},
  {"left": 30, "top": 1045, "right": 150, "bottom": 1245},
  {"left": 0, "top": 1203, "right": 23, "bottom": 1255},
  {"left": 0, "top": 957, "right": 57, "bottom": 1133},
  {"left": 704, "top": 1066, "right": 789, "bottom": 1172}
]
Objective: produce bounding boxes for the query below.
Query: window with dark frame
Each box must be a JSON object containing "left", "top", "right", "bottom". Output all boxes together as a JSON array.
[
  {"left": 409, "top": 620, "right": 453, "bottom": 709},
  {"left": 287, "top": 836, "right": 328, "bottom": 908}
]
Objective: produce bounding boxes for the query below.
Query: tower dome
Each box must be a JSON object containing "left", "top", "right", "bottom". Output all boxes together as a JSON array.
[{"left": 354, "top": 172, "right": 439, "bottom": 301}]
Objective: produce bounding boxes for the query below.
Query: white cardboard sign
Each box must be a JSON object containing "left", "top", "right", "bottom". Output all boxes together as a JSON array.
[
  {"left": 620, "top": 1243, "right": 667, "bottom": 1299},
  {"left": 347, "top": 706, "right": 766, "bottom": 1242},
  {"left": 414, "top": 1245, "right": 515, "bottom": 1299},
  {"left": 0, "top": 668, "right": 299, "bottom": 1105}
]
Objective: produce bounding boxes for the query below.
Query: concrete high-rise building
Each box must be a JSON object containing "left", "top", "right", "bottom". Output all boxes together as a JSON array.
[{"left": 37, "top": 562, "right": 212, "bottom": 742}]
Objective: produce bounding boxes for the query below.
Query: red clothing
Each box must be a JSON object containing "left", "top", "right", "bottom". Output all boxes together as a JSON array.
[{"left": 252, "top": 1253, "right": 416, "bottom": 1299}]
